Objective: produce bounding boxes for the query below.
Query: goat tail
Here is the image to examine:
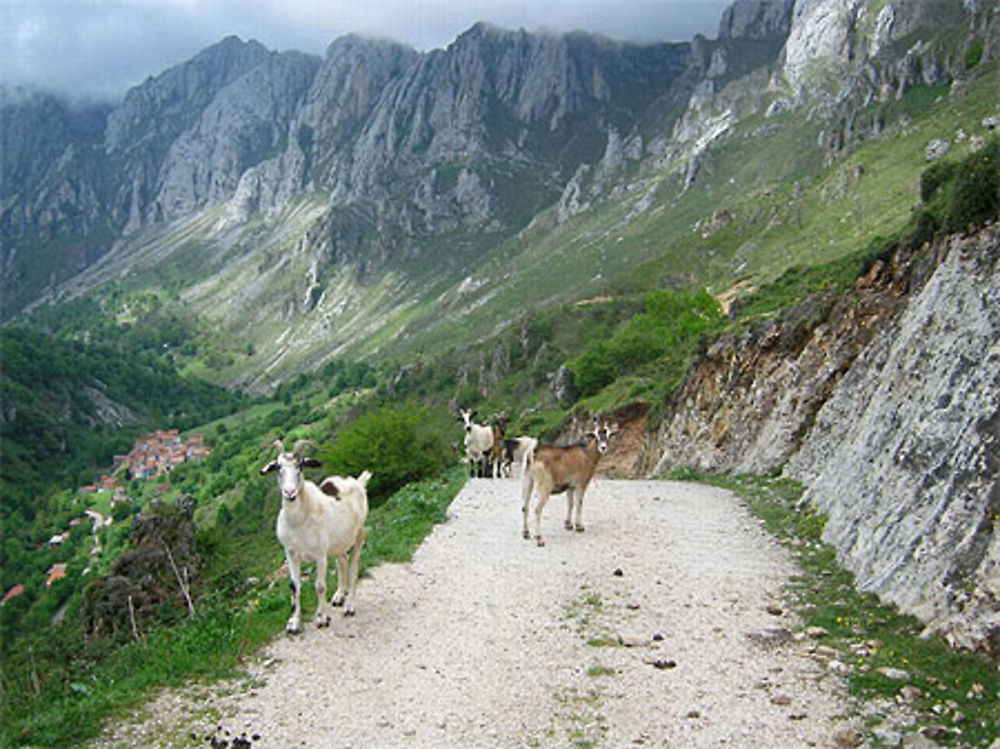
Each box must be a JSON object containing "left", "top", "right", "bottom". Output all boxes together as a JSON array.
[
  {"left": 523, "top": 444, "right": 536, "bottom": 471},
  {"left": 357, "top": 469, "right": 373, "bottom": 488}
]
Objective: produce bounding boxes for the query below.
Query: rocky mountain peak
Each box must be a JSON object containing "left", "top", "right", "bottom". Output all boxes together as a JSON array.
[
  {"left": 718, "top": 0, "right": 795, "bottom": 40},
  {"left": 105, "top": 35, "right": 272, "bottom": 152},
  {"left": 779, "top": 0, "right": 981, "bottom": 96}
]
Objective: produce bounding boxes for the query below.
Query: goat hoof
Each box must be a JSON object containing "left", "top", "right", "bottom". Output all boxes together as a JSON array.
[
  {"left": 344, "top": 608, "right": 356, "bottom": 618},
  {"left": 575, "top": 524, "right": 586, "bottom": 533},
  {"left": 564, "top": 520, "right": 573, "bottom": 531},
  {"left": 331, "top": 597, "right": 345, "bottom": 607},
  {"left": 535, "top": 536, "right": 546, "bottom": 547},
  {"left": 522, "top": 530, "right": 531, "bottom": 540},
  {"left": 286, "top": 620, "right": 302, "bottom": 634},
  {"left": 316, "top": 615, "right": 331, "bottom": 629}
]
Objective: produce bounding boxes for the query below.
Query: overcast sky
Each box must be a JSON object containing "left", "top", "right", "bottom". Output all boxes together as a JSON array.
[{"left": 1, "top": 0, "right": 730, "bottom": 101}]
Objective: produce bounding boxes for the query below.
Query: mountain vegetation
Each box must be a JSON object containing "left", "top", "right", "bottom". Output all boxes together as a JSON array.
[{"left": 1, "top": 0, "right": 999, "bottom": 745}]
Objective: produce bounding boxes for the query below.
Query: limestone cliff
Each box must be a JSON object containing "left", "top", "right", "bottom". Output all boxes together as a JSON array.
[
  {"left": 0, "top": 28, "right": 690, "bottom": 318},
  {"left": 648, "top": 223, "right": 1000, "bottom": 657},
  {"left": 786, "top": 225, "right": 999, "bottom": 657}
]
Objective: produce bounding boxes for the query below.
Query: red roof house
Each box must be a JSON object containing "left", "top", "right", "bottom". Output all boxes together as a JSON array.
[
  {"left": 46, "top": 564, "right": 68, "bottom": 587},
  {"left": 1, "top": 584, "right": 25, "bottom": 606}
]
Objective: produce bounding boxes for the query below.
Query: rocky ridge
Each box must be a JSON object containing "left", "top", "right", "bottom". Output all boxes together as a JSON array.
[{"left": 1, "top": 25, "right": 692, "bottom": 317}]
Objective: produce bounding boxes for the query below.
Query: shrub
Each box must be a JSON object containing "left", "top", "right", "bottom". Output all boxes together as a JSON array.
[
  {"left": 571, "top": 340, "right": 616, "bottom": 396},
  {"left": 568, "top": 288, "right": 723, "bottom": 398},
  {"left": 965, "top": 39, "right": 984, "bottom": 69},
  {"left": 919, "top": 160, "right": 958, "bottom": 203},
  {"left": 319, "top": 403, "right": 453, "bottom": 505},
  {"left": 913, "top": 138, "right": 1000, "bottom": 243},
  {"left": 937, "top": 139, "right": 1000, "bottom": 234}
]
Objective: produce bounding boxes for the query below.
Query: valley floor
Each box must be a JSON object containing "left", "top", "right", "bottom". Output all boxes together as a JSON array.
[{"left": 91, "top": 478, "right": 854, "bottom": 748}]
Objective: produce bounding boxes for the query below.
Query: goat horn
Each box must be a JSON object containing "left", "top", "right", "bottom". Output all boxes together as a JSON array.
[
  {"left": 272, "top": 439, "right": 286, "bottom": 454},
  {"left": 292, "top": 439, "right": 317, "bottom": 459}
]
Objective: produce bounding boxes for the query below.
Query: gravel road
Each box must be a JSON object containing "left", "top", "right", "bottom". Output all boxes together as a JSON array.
[{"left": 98, "top": 477, "right": 854, "bottom": 748}]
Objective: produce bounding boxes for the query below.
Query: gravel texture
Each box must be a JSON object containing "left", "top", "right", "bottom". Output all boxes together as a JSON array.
[{"left": 93, "top": 477, "right": 854, "bottom": 748}]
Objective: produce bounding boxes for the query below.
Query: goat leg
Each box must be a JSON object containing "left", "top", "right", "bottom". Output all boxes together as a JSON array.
[
  {"left": 314, "top": 556, "right": 332, "bottom": 628},
  {"left": 344, "top": 528, "right": 366, "bottom": 616},
  {"left": 331, "top": 555, "right": 348, "bottom": 608},
  {"left": 534, "top": 489, "right": 551, "bottom": 547},
  {"left": 286, "top": 554, "right": 304, "bottom": 634},
  {"left": 521, "top": 475, "right": 534, "bottom": 540}
]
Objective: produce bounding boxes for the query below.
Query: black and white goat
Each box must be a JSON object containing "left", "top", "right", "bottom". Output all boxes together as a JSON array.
[
  {"left": 261, "top": 439, "right": 370, "bottom": 633},
  {"left": 521, "top": 419, "right": 616, "bottom": 547},
  {"left": 500, "top": 436, "right": 538, "bottom": 478}
]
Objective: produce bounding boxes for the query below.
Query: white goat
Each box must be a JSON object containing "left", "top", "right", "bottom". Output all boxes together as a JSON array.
[
  {"left": 459, "top": 409, "right": 495, "bottom": 478},
  {"left": 500, "top": 436, "right": 538, "bottom": 477},
  {"left": 261, "top": 439, "right": 371, "bottom": 633},
  {"left": 521, "top": 419, "right": 616, "bottom": 547}
]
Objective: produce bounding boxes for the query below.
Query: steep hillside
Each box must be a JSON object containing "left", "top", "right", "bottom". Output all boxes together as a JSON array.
[
  {"left": 0, "top": 325, "right": 244, "bottom": 507},
  {"left": 644, "top": 135, "right": 1000, "bottom": 658},
  {"left": 6, "top": 1, "right": 996, "bottom": 395},
  {"left": 1, "top": 26, "right": 694, "bottom": 320}
]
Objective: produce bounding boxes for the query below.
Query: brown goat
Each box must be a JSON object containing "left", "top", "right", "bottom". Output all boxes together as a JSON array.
[
  {"left": 488, "top": 414, "right": 508, "bottom": 478},
  {"left": 521, "top": 419, "right": 616, "bottom": 546}
]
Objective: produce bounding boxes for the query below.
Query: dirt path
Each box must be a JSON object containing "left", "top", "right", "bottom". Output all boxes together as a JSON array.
[{"left": 98, "top": 478, "right": 854, "bottom": 748}]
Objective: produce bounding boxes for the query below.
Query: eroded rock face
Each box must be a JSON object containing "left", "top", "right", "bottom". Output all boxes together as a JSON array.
[
  {"left": 718, "top": 0, "right": 795, "bottom": 41},
  {"left": 782, "top": 0, "right": 860, "bottom": 92},
  {"left": 787, "top": 226, "right": 1000, "bottom": 658},
  {"left": 649, "top": 224, "right": 999, "bottom": 657},
  {"left": 650, "top": 253, "right": 910, "bottom": 475}
]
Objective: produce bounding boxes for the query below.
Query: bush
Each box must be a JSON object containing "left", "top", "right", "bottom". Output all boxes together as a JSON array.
[
  {"left": 919, "top": 160, "right": 958, "bottom": 203},
  {"left": 568, "top": 288, "right": 723, "bottom": 398},
  {"left": 965, "top": 39, "right": 984, "bottom": 69},
  {"left": 319, "top": 403, "right": 453, "bottom": 505},
  {"left": 916, "top": 138, "right": 1000, "bottom": 241},
  {"left": 938, "top": 139, "right": 999, "bottom": 234}
]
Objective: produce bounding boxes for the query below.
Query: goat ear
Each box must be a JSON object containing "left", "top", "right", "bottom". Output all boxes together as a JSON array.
[
  {"left": 319, "top": 478, "right": 340, "bottom": 498},
  {"left": 261, "top": 461, "right": 278, "bottom": 475},
  {"left": 300, "top": 457, "right": 323, "bottom": 469}
]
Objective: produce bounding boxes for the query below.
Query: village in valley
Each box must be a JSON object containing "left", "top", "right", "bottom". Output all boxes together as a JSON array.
[{"left": 0, "top": 429, "right": 212, "bottom": 609}]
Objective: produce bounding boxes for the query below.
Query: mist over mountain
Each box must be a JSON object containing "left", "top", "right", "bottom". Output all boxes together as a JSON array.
[
  {"left": 2, "top": 0, "right": 995, "bottom": 380},
  {"left": 1, "top": 3, "right": 815, "bottom": 319}
]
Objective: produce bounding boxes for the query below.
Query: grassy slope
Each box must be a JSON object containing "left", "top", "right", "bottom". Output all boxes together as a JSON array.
[
  {"left": 37, "top": 65, "right": 996, "bottom": 392},
  {"left": 364, "top": 64, "right": 999, "bottom": 365}
]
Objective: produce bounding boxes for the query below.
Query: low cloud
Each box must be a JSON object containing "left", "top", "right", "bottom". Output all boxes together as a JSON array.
[{"left": 0, "top": 0, "right": 728, "bottom": 101}]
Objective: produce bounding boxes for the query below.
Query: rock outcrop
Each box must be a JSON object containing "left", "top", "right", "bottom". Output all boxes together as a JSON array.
[
  {"left": 649, "top": 224, "right": 1000, "bottom": 657},
  {"left": 649, "top": 250, "right": 911, "bottom": 476},
  {"left": 718, "top": 0, "right": 795, "bottom": 40},
  {"left": 82, "top": 496, "right": 200, "bottom": 639},
  {"left": 787, "top": 225, "right": 999, "bottom": 658}
]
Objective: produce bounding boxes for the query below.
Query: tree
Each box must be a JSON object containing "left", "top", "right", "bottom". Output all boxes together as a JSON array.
[{"left": 319, "top": 404, "right": 452, "bottom": 505}]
